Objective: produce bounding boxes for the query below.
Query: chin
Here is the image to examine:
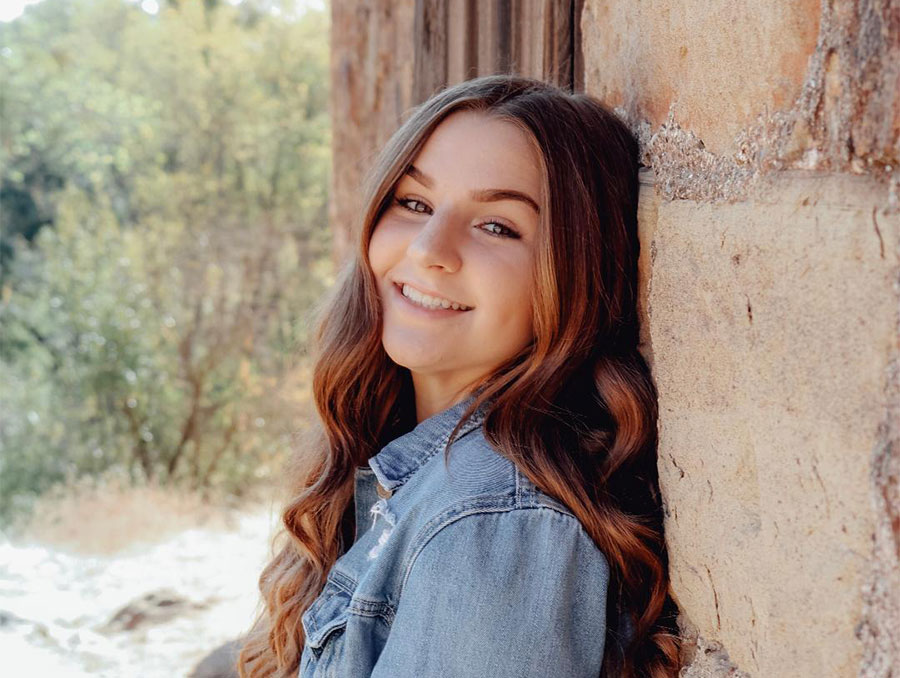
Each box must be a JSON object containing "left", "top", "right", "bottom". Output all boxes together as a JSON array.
[
  {"left": 381, "top": 338, "right": 442, "bottom": 371},
  {"left": 384, "top": 349, "right": 437, "bottom": 372}
]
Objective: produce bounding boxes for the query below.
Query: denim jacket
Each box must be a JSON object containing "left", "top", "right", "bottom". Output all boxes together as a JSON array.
[{"left": 298, "top": 393, "right": 611, "bottom": 677}]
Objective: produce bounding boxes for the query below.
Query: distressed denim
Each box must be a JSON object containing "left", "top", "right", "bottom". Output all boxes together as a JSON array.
[{"left": 298, "top": 393, "right": 611, "bottom": 678}]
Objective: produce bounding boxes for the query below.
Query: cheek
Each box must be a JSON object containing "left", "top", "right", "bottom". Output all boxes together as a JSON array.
[
  {"left": 367, "top": 221, "right": 394, "bottom": 275},
  {"left": 483, "top": 266, "right": 535, "bottom": 336},
  {"left": 512, "top": 264, "right": 537, "bottom": 337},
  {"left": 509, "top": 289, "right": 536, "bottom": 339}
]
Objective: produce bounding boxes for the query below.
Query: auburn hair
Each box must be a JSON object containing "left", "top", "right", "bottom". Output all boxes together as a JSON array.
[{"left": 237, "top": 74, "right": 681, "bottom": 678}]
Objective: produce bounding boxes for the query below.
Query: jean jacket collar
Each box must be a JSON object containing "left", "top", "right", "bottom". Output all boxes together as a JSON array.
[{"left": 368, "top": 392, "right": 491, "bottom": 493}]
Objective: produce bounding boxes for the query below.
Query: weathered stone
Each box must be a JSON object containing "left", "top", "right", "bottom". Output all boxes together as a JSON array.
[
  {"left": 582, "top": 0, "right": 822, "bottom": 155},
  {"left": 584, "top": 0, "right": 900, "bottom": 202},
  {"left": 636, "top": 169, "right": 900, "bottom": 677}
]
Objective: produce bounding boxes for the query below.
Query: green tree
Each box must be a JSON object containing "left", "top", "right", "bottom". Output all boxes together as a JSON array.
[{"left": 0, "top": 0, "right": 332, "bottom": 523}]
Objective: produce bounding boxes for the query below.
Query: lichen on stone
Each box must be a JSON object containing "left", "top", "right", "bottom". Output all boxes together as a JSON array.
[{"left": 615, "top": 0, "right": 899, "bottom": 207}]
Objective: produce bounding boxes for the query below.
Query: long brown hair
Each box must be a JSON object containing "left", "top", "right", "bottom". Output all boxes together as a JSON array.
[{"left": 237, "top": 74, "right": 681, "bottom": 678}]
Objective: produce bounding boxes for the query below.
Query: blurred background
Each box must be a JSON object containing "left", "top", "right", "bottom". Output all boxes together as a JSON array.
[{"left": 1, "top": 0, "right": 330, "bottom": 675}]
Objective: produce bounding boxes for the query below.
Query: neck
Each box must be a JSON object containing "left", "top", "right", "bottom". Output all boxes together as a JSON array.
[{"left": 410, "top": 374, "right": 474, "bottom": 423}]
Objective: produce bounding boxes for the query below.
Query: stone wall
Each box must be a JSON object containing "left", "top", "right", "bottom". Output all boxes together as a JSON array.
[
  {"left": 592, "top": 1, "right": 900, "bottom": 674},
  {"left": 636, "top": 170, "right": 898, "bottom": 677},
  {"left": 330, "top": 1, "right": 900, "bottom": 675}
]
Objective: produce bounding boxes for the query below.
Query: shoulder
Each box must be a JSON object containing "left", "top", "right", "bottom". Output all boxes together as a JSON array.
[
  {"left": 401, "top": 426, "right": 609, "bottom": 590},
  {"left": 401, "top": 501, "right": 610, "bottom": 600},
  {"left": 376, "top": 501, "right": 611, "bottom": 677}
]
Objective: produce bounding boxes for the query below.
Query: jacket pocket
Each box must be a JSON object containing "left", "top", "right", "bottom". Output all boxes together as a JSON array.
[{"left": 301, "top": 580, "right": 352, "bottom": 660}]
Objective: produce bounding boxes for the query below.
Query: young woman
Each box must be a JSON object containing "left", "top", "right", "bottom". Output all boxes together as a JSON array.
[{"left": 238, "top": 75, "right": 681, "bottom": 678}]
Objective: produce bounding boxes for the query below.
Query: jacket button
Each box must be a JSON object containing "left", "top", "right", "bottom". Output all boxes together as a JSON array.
[{"left": 376, "top": 482, "right": 393, "bottom": 499}]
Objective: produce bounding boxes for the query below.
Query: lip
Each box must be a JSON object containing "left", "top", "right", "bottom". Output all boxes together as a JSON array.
[
  {"left": 392, "top": 280, "right": 473, "bottom": 310},
  {"left": 390, "top": 281, "right": 473, "bottom": 316}
]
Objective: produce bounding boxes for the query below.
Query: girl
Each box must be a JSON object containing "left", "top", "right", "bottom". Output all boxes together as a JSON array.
[{"left": 238, "top": 75, "right": 681, "bottom": 678}]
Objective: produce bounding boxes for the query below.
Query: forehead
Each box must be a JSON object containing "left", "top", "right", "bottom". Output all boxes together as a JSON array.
[{"left": 407, "top": 111, "right": 543, "bottom": 199}]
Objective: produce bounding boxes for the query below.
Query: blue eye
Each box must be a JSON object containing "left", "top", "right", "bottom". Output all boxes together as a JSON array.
[{"left": 393, "top": 196, "right": 521, "bottom": 239}]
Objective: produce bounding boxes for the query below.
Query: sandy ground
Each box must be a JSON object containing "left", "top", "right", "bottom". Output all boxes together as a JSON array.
[{"left": 0, "top": 493, "right": 281, "bottom": 677}]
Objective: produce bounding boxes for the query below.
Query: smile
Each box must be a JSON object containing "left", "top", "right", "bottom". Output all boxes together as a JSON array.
[{"left": 393, "top": 282, "right": 473, "bottom": 312}]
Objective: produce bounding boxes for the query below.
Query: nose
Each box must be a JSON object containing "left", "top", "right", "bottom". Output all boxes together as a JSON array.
[{"left": 406, "top": 209, "right": 462, "bottom": 272}]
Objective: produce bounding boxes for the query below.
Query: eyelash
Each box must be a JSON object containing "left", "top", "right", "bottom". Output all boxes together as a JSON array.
[{"left": 393, "top": 196, "right": 521, "bottom": 239}]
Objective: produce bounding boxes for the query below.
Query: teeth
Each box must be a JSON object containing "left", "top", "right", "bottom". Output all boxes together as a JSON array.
[{"left": 401, "top": 284, "right": 471, "bottom": 311}]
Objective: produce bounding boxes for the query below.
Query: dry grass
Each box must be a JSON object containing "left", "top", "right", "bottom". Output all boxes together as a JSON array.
[{"left": 9, "top": 469, "right": 275, "bottom": 556}]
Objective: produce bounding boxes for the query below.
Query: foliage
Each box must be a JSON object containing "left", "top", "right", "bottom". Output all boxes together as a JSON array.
[{"left": 0, "top": 0, "right": 332, "bottom": 523}]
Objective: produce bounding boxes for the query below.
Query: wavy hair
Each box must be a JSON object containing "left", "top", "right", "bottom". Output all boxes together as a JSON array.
[{"left": 237, "top": 74, "right": 681, "bottom": 678}]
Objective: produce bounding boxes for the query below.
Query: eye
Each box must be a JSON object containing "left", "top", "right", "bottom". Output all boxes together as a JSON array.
[
  {"left": 395, "top": 196, "right": 429, "bottom": 214},
  {"left": 478, "top": 221, "right": 520, "bottom": 239},
  {"left": 394, "top": 196, "right": 521, "bottom": 240}
]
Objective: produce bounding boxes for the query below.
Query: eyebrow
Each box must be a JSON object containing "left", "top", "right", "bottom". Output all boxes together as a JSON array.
[{"left": 405, "top": 164, "right": 541, "bottom": 215}]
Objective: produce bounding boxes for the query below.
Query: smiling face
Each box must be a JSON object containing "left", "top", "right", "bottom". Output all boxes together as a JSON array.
[{"left": 367, "top": 110, "right": 544, "bottom": 417}]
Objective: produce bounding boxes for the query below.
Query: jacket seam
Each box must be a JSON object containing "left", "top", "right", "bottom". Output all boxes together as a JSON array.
[
  {"left": 326, "top": 567, "right": 397, "bottom": 626},
  {"left": 397, "top": 502, "right": 580, "bottom": 601}
]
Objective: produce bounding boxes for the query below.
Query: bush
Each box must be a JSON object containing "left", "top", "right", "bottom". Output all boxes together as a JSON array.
[{"left": 0, "top": 0, "right": 332, "bottom": 527}]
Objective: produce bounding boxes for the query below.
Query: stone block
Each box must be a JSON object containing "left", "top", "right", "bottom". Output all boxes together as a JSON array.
[{"left": 636, "top": 170, "right": 899, "bottom": 677}]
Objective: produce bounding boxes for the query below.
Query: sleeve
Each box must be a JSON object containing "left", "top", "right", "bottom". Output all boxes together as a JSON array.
[{"left": 369, "top": 507, "right": 610, "bottom": 678}]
